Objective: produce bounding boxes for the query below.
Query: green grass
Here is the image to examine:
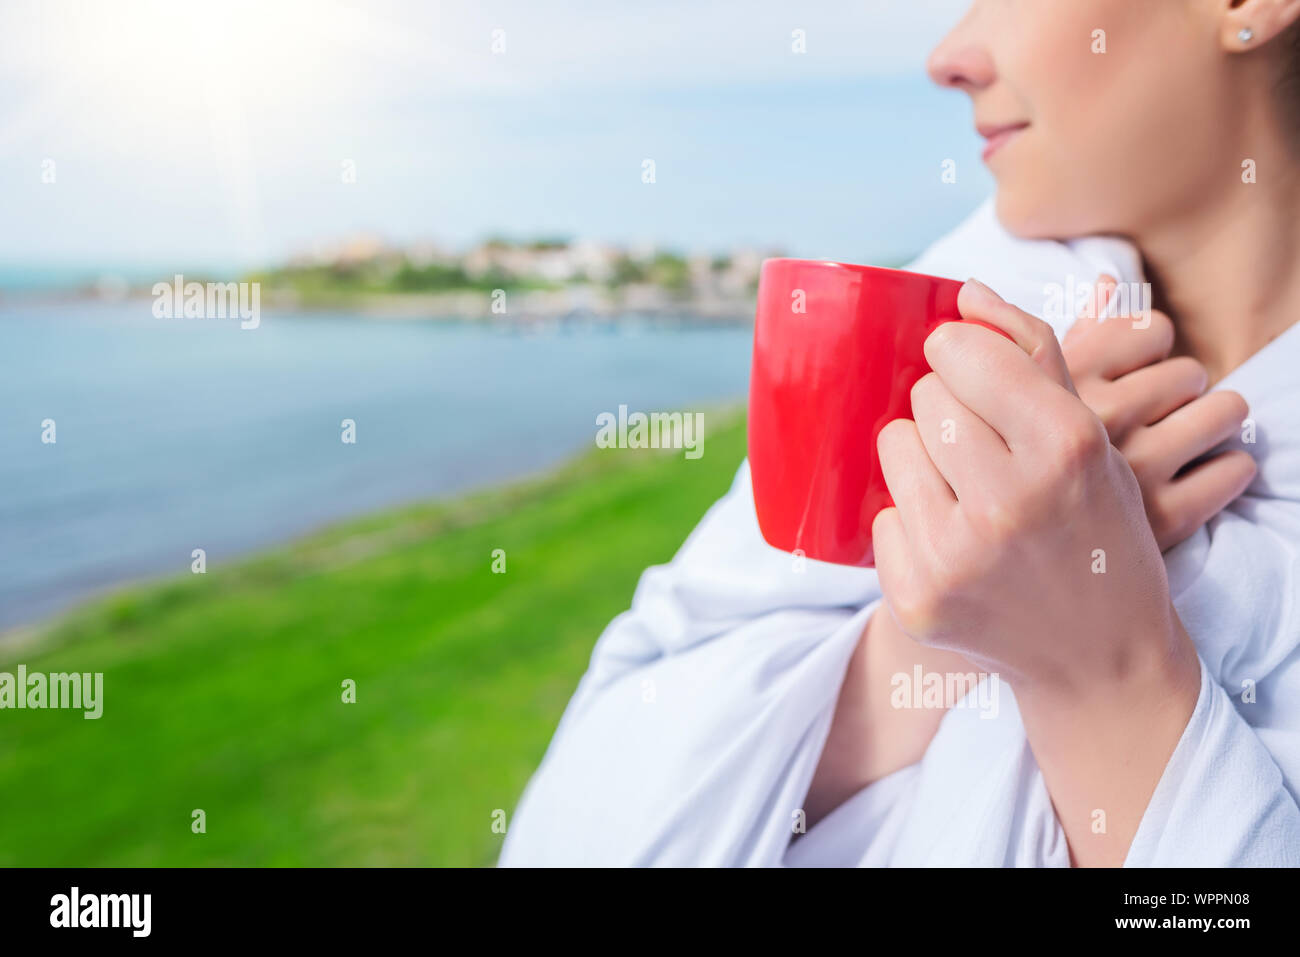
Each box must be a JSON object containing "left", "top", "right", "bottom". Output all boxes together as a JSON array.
[{"left": 0, "top": 411, "right": 748, "bottom": 866}]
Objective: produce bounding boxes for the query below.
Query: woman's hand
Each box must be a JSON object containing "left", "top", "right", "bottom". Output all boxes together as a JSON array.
[
  {"left": 805, "top": 274, "right": 1249, "bottom": 842},
  {"left": 873, "top": 278, "right": 1201, "bottom": 865},
  {"left": 874, "top": 278, "right": 1185, "bottom": 689},
  {"left": 1063, "top": 275, "right": 1255, "bottom": 551}
]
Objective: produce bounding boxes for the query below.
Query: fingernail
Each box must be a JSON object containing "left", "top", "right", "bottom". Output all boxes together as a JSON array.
[{"left": 1096, "top": 274, "right": 1117, "bottom": 319}]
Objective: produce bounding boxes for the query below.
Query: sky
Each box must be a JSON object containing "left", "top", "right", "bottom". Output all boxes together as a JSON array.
[{"left": 0, "top": 0, "right": 992, "bottom": 273}]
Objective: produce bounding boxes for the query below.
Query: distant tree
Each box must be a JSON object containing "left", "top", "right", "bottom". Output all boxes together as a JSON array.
[
  {"left": 610, "top": 256, "right": 649, "bottom": 286},
  {"left": 392, "top": 261, "right": 473, "bottom": 292},
  {"left": 649, "top": 252, "right": 690, "bottom": 294}
]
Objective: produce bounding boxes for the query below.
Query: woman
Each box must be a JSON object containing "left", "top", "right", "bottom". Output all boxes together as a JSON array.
[{"left": 501, "top": 0, "right": 1300, "bottom": 867}]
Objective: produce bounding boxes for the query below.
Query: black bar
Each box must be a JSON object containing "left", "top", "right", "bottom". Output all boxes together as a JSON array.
[{"left": 1, "top": 866, "right": 1293, "bottom": 942}]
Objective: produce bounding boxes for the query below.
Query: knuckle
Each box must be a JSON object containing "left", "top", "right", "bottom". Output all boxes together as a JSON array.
[
  {"left": 889, "top": 583, "right": 940, "bottom": 637},
  {"left": 1051, "top": 412, "right": 1109, "bottom": 469},
  {"left": 1028, "top": 316, "right": 1056, "bottom": 350},
  {"left": 968, "top": 495, "right": 1021, "bottom": 544}
]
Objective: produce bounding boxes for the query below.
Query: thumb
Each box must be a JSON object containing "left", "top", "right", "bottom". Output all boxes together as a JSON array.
[{"left": 957, "top": 278, "right": 1077, "bottom": 396}]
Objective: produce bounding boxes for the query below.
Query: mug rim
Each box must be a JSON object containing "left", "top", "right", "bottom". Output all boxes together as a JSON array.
[{"left": 760, "top": 257, "right": 964, "bottom": 288}]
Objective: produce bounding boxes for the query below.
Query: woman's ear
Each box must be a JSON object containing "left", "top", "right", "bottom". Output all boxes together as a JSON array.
[{"left": 1219, "top": 0, "right": 1300, "bottom": 53}]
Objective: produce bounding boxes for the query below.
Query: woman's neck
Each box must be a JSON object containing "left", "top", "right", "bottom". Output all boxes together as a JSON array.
[{"left": 1135, "top": 148, "right": 1300, "bottom": 385}]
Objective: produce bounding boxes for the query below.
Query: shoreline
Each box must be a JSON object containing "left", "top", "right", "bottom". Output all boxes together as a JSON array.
[
  {"left": 0, "top": 401, "right": 748, "bottom": 653},
  {"left": 0, "top": 287, "right": 758, "bottom": 325}
]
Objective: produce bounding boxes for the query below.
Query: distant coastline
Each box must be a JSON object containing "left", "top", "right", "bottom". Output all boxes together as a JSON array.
[
  {"left": 0, "top": 235, "right": 916, "bottom": 323},
  {"left": 243, "top": 234, "right": 775, "bottom": 322}
]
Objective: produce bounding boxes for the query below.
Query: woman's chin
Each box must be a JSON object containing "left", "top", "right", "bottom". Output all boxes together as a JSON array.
[{"left": 992, "top": 188, "right": 1089, "bottom": 242}]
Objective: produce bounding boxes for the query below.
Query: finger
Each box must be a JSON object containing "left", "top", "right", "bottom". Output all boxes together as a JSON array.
[
  {"left": 909, "top": 371, "right": 1010, "bottom": 500},
  {"left": 1071, "top": 311, "right": 1176, "bottom": 380},
  {"left": 1128, "top": 390, "right": 1250, "bottom": 482},
  {"left": 1150, "top": 450, "right": 1257, "bottom": 550},
  {"left": 958, "top": 279, "right": 1075, "bottom": 394},
  {"left": 876, "top": 418, "right": 956, "bottom": 541},
  {"left": 1093, "top": 356, "right": 1207, "bottom": 437},
  {"left": 1064, "top": 274, "right": 1117, "bottom": 351},
  {"left": 1092, "top": 273, "right": 1118, "bottom": 320},
  {"left": 924, "top": 320, "right": 1082, "bottom": 452},
  {"left": 871, "top": 506, "right": 911, "bottom": 606}
]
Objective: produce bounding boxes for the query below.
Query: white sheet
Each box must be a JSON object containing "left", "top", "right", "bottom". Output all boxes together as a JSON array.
[{"left": 499, "top": 199, "right": 1300, "bottom": 867}]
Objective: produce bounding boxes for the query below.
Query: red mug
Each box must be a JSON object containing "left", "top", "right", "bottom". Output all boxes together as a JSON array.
[{"left": 748, "top": 259, "right": 972, "bottom": 568}]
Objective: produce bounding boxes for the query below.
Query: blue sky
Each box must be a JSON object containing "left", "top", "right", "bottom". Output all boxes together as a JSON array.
[{"left": 0, "top": 0, "right": 991, "bottom": 271}]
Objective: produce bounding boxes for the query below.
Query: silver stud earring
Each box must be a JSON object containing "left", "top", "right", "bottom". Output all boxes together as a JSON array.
[{"left": 1238, "top": 27, "right": 1254, "bottom": 43}]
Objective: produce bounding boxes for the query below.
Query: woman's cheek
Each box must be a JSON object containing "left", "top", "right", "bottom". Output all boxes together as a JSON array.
[
  {"left": 993, "top": 105, "right": 1130, "bottom": 239},
  {"left": 991, "top": 4, "right": 1145, "bottom": 236}
]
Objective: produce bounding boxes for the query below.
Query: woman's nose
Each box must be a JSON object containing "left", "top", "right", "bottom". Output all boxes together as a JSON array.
[{"left": 926, "top": 27, "right": 996, "bottom": 91}]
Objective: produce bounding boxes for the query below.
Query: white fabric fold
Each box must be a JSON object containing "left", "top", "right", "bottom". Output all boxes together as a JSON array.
[{"left": 500, "top": 198, "right": 1300, "bottom": 867}]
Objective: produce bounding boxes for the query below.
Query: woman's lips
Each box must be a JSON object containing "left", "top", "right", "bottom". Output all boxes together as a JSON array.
[{"left": 979, "top": 122, "right": 1029, "bottom": 162}]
